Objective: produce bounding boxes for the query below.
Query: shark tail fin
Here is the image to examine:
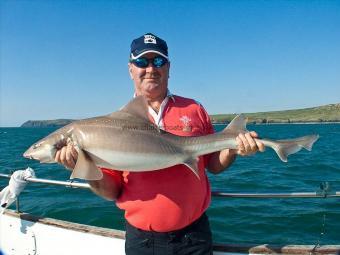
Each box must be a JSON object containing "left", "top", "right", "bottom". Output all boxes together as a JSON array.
[{"left": 264, "top": 134, "right": 319, "bottom": 162}]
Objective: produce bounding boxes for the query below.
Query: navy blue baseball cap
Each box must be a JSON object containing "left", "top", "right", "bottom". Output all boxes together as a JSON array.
[{"left": 130, "top": 33, "right": 168, "bottom": 60}]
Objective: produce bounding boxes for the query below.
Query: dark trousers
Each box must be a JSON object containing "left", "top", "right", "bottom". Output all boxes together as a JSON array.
[{"left": 125, "top": 213, "right": 213, "bottom": 255}]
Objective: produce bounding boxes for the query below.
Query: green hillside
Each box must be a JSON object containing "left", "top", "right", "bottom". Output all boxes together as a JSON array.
[
  {"left": 21, "top": 103, "right": 340, "bottom": 127},
  {"left": 210, "top": 103, "right": 340, "bottom": 124},
  {"left": 21, "top": 119, "right": 75, "bottom": 127}
]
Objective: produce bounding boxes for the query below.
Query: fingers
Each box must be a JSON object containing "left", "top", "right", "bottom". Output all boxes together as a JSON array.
[
  {"left": 55, "top": 144, "right": 78, "bottom": 170},
  {"left": 235, "top": 136, "right": 245, "bottom": 155},
  {"left": 65, "top": 145, "right": 77, "bottom": 168},
  {"left": 249, "top": 131, "right": 265, "bottom": 152},
  {"left": 255, "top": 139, "right": 265, "bottom": 152},
  {"left": 55, "top": 149, "right": 61, "bottom": 163},
  {"left": 236, "top": 131, "right": 265, "bottom": 156},
  {"left": 236, "top": 133, "right": 255, "bottom": 155},
  {"left": 70, "top": 145, "right": 78, "bottom": 160}
]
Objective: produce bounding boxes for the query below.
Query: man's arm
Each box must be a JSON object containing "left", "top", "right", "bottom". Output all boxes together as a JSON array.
[
  {"left": 207, "top": 131, "right": 265, "bottom": 174},
  {"left": 55, "top": 144, "right": 122, "bottom": 201},
  {"left": 207, "top": 149, "right": 237, "bottom": 174},
  {"left": 198, "top": 104, "right": 264, "bottom": 174},
  {"left": 87, "top": 172, "right": 122, "bottom": 201}
]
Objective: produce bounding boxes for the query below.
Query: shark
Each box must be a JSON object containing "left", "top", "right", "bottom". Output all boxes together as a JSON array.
[{"left": 23, "top": 96, "right": 319, "bottom": 180}]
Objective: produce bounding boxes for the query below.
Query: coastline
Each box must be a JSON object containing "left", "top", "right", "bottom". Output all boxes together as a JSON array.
[
  {"left": 6, "top": 102, "right": 340, "bottom": 128},
  {"left": 212, "top": 121, "right": 340, "bottom": 125}
]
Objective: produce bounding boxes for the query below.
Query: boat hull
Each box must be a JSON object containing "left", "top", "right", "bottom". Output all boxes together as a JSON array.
[{"left": 1, "top": 210, "right": 339, "bottom": 255}]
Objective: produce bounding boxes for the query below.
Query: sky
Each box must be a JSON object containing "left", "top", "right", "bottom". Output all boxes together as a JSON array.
[{"left": 1, "top": 0, "right": 339, "bottom": 127}]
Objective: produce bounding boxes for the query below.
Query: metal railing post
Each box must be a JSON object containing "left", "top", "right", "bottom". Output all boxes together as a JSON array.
[{"left": 15, "top": 197, "right": 20, "bottom": 213}]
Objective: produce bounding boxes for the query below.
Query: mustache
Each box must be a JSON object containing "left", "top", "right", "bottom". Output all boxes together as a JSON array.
[{"left": 140, "top": 72, "right": 161, "bottom": 79}]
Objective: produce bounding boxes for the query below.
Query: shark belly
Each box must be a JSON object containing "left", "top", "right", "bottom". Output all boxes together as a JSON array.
[{"left": 87, "top": 148, "right": 185, "bottom": 171}]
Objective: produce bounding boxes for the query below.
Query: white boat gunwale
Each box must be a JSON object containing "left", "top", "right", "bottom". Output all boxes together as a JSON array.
[
  {"left": 3, "top": 209, "right": 125, "bottom": 239},
  {"left": 2, "top": 209, "right": 340, "bottom": 255},
  {"left": 1, "top": 174, "right": 340, "bottom": 254}
]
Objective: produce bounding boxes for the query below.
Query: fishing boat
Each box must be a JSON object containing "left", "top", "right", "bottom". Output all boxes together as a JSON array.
[{"left": 1, "top": 173, "right": 339, "bottom": 255}]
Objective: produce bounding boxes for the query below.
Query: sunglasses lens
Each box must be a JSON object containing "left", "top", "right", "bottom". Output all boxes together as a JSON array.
[
  {"left": 153, "top": 57, "right": 167, "bottom": 68},
  {"left": 133, "top": 58, "right": 148, "bottom": 68},
  {"left": 131, "top": 56, "right": 168, "bottom": 68}
]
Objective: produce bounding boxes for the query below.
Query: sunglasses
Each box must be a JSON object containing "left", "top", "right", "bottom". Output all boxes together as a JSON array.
[{"left": 130, "top": 56, "right": 168, "bottom": 68}]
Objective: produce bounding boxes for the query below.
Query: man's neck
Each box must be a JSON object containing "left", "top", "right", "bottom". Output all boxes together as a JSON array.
[
  {"left": 135, "top": 91, "right": 168, "bottom": 114},
  {"left": 148, "top": 100, "right": 163, "bottom": 113}
]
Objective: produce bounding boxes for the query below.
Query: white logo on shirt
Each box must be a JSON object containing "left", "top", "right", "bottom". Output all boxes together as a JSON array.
[
  {"left": 144, "top": 34, "right": 157, "bottom": 44},
  {"left": 180, "top": 116, "right": 192, "bottom": 132}
]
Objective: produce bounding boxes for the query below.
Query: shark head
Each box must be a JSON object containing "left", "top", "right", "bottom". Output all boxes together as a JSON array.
[{"left": 23, "top": 133, "right": 66, "bottom": 163}]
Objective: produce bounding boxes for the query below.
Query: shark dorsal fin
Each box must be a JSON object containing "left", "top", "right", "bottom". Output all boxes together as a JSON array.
[
  {"left": 223, "top": 114, "right": 248, "bottom": 133},
  {"left": 119, "top": 96, "right": 150, "bottom": 122}
]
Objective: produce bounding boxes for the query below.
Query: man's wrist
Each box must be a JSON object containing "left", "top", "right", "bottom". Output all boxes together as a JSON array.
[{"left": 224, "top": 149, "right": 237, "bottom": 160}]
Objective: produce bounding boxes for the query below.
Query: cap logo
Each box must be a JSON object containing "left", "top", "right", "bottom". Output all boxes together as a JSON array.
[{"left": 144, "top": 34, "right": 157, "bottom": 44}]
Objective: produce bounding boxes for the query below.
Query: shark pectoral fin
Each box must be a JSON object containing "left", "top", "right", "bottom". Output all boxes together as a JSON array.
[
  {"left": 183, "top": 158, "right": 200, "bottom": 179},
  {"left": 70, "top": 149, "right": 103, "bottom": 180},
  {"left": 223, "top": 114, "right": 248, "bottom": 133},
  {"left": 84, "top": 150, "right": 116, "bottom": 169}
]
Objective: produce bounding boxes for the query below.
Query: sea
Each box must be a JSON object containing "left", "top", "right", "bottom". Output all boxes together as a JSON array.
[{"left": 0, "top": 124, "right": 339, "bottom": 245}]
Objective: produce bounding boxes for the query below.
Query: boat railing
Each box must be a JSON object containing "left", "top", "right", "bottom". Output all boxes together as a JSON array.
[
  {"left": 1, "top": 173, "right": 339, "bottom": 199},
  {"left": 1, "top": 172, "right": 340, "bottom": 254}
]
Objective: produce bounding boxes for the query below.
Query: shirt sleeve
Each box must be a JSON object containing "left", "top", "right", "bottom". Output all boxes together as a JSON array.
[
  {"left": 197, "top": 104, "right": 215, "bottom": 167},
  {"left": 197, "top": 103, "right": 214, "bottom": 135},
  {"left": 99, "top": 168, "right": 123, "bottom": 192}
]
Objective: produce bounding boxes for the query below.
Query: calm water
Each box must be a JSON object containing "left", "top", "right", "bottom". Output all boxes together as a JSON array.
[{"left": 0, "top": 124, "right": 339, "bottom": 245}]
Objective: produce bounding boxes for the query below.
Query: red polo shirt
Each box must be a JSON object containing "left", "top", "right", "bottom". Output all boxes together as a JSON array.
[{"left": 104, "top": 95, "right": 214, "bottom": 232}]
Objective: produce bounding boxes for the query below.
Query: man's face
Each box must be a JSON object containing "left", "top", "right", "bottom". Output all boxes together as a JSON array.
[{"left": 128, "top": 52, "right": 170, "bottom": 100}]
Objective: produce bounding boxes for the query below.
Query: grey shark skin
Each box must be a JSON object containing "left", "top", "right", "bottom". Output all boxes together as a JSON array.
[{"left": 23, "top": 96, "right": 319, "bottom": 181}]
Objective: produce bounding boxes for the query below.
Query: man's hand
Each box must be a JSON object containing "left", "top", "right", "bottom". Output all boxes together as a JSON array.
[
  {"left": 54, "top": 145, "right": 120, "bottom": 200},
  {"left": 55, "top": 144, "right": 78, "bottom": 170},
  {"left": 208, "top": 131, "right": 265, "bottom": 174},
  {"left": 235, "top": 131, "right": 265, "bottom": 156}
]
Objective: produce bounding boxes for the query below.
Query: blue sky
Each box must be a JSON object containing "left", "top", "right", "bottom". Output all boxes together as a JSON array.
[{"left": 1, "top": 0, "right": 339, "bottom": 127}]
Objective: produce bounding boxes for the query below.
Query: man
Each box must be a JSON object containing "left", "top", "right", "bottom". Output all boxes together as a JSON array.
[{"left": 56, "top": 33, "right": 264, "bottom": 255}]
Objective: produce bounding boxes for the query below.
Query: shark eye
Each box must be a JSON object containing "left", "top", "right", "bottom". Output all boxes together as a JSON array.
[{"left": 33, "top": 142, "right": 43, "bottom": 149}]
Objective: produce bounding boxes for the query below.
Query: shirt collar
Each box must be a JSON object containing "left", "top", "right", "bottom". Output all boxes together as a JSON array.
[{"left": 166, "top": 89, "right": 175, "bottom": 102}]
